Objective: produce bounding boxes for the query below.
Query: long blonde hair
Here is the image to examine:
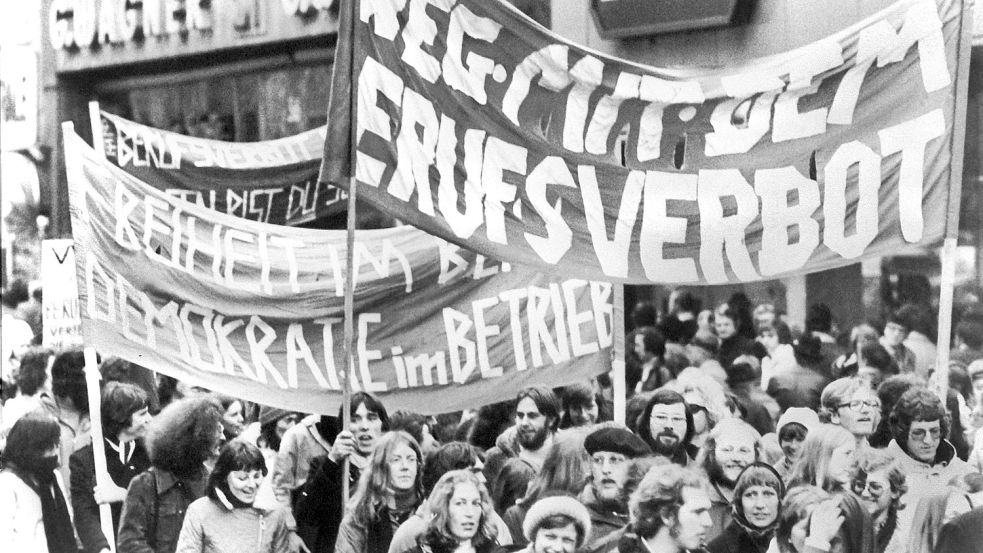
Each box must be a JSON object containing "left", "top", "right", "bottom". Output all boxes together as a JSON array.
[
  {"left": 348, "top": 431, "right": 424, "bottom": 527},
  {"left": 421, "top": 470, "right": 497, "bottom": 550},
  {"left": 786, "top": 424, "right": 855, "bottom": 491}
]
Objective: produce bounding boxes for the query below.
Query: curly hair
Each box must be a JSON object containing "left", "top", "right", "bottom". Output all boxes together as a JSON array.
[
  {"left": 629, "top": 464, "right": 707, "bottom": 539},
  {"left": 775, "top": 486, "right": 831, "bottom": 553},
  {"left": 206, "top": 439, "right": 268, "bottom": 503},
  {"left": 890, "top": 387, "right": 950, "bottom": 446},
  {"left": 102, "top": 381, "right": 148, "bottom": 439},
  {"left": 786, "top": 425, "right": 855, "bottom": 492},
  {"left": 419, "top": 470, "right": 497, "bottom": 551},
  {"left": 820, "top": 377, "right": 876, "bottom": 424},
  {"left": 637, "top": 389, "right": 695, "bottom": 451},
  {"left": 851, "top": 448, "right": 906, "bottom": 507},
  {"left": 51, "top": 348, "right": 89, "bottom": 414},
  {"left": 15, "top": 346, "right": 52, "bottom": 396},
  {"left": 2, "top": 412, "right": 60, "bottom": 469},
  {"left": 349, "top": 431, "right": 424, "bottom": 527},
  {"left": 422, "top": 442, "right": 482, "bottom": 496},
  {"left": 695, "top": 418, "right": 762, "bottom": 483},
  {"left": 145, "top": 395, "right": 223, "bottom": 477}
]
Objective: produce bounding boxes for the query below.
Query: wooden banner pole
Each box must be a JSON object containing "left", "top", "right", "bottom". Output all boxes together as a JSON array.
[
  {"left": 931, "top": 0, "right": 973, "bottom": 399},
  {"left": 612, "top": 285, "right": 626, "bottom": 425},
  {"left": 83, "top": 347, "right": 116, "bottom": 553}
]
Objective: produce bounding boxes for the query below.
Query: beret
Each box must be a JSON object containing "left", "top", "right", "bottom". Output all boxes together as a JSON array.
[{"left": 584, "top": 427, "right": 651, "bottom": 458}]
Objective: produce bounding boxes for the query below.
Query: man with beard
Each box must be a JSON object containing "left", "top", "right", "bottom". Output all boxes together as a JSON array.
[
  {"left": 695, "top": 418, "right": 762, "bottom": 542},
  {"left": 614, "top": 464, "right": 714, "bottom": 553},
  {"left": 637, "top": 389, "right": 695, "bottom": 465},
  {"left": 484, "top": 387, "right": 561, "bottom": 494},
  {"left": 581, "top": 427, "right": 651, "bottom": 550}
]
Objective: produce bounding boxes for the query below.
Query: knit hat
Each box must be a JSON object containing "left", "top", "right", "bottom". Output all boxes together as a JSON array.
[
  {"left": 584, "top": 427, "right": 651, "bottom": 459},
  {"left": 522, "top": 495, "right": 592, "bottom": 547},
  {"left": 776, "top": 407, "right": 820, "bottom": 433},
  {"left": 259, "top": 406, "right": 291, "bottom": 426}
]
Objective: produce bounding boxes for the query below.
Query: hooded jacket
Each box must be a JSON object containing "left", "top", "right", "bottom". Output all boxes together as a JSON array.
[{"left": 174, "top": 496, "right": 291, "bottom": 553}]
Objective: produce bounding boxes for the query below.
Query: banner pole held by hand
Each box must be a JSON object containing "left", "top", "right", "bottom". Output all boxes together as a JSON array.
[{"left": 84, "top": 346, "right": 116, "bottom": 553}]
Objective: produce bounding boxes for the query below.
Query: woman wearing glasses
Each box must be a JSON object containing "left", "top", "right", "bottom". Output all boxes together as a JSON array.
[
  {"left": 820, "top": 378, "right": 881, "bottom": 447},
  {"left": 849, "top": 449, "right": 907, "bottom": 553}
]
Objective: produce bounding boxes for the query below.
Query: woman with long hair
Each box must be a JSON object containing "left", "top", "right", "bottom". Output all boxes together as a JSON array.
[
  {"left": 0, "top": 412, "right": 75, "bottom": 553},
  {"left": 707, "top": 463, "right": 785, "bottom": 553},
  {"left": 408, "top": 470, "right": 498, "bottom": 553},
  {"left": 175, "top": 439, "right": 292, "bottom": 552},
  {"left": 117, "top": 395, "right": 224, "bottom": 553},
  {"left": 335, "top": 431, "right": 425, "bottom": 553},
  {"left": 502, "top": 437, "right": 590, "bottom": 545},
  {"left": 775, "top": 486, "right": 872, "bottom": 553},
  {"left": 850, "top": 449, "right": 907, "bottom": 553}
]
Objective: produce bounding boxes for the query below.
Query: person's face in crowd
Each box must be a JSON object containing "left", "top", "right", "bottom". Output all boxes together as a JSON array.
[
  {"left": 825, "top": 442, "right": 857, "bottom": 488},
  {"left": 757, "top": 328, "right": 780, "bottom": 352},
  {"left": 906, "top": 419, "right": 942, "bottom": 463},
  {"left": 275, "top": 413, "right": 299, "bottom": 440},
  {"left": 779, "top": 432, "right": 806, "bottom": 462},
  {"left": 351, "top": 402, "right": 384, "bottom": 455},
  {"left": 222, "top": 401, "right": 245, "bottom": 437},
  {"left": 853, "top": 469, "right": 896, "bottom": 519},
  {"left": 715, "top": 314, "right": 737, "bottom": 340},
  {"left": 686, "top": 401, "right": 709, "bottom": 437},
  {"left": 648, "top": 402, "right": 688, "bottom": 453},
  {"left": 634, "top": 334, "right": 653, "bottom": 363},
  {"left": 672, "top": 486, "right": 714, "bottom": 550},
  {"left": 857, "top": 366, "right": 885, "bottom": 388},
  {"left": 714, "top": 434, "right": 756, "bottom": 486},
  {"left": 697, "top": 310, "right": 713, "bottom": 334},
  {"left": 832, "top": 388, "right": 880, "bottom": 438},
  {"left": 567, "top": 399, "right": 599, "bottom": 427},
  {"left": 387, "top": 441, "right": 419, "bottom": 492},
  {"left": 516, "top": 397, "right": 552, "bottom": 451},
  {"left": 973, "top": 377, "right": 983, "bottom": 399},
  {"left": 40, "top": 444, "right": 60, "bottom": 470},
  {"left": 122, "top": 407, "right": 152, "bottom": 440},
  {"left": 226, "top": 468, "right": 264, "bottom": 505},
  {"left": 531, "top": 522, "right": 579, "bottom": 553},
  {"left": 590, "top": 451, "right": 629, "bottom": 504},
  {"left": 882, "top": 321, "right": 907, "bottom": 348},
  {"left": 741, "top": 485, "right": 780, "bottom": 529},
  {"left": 755, "top": 311, "right": 776, "bottom": 331},
  {"left": 447, "top": 481, "right": 483, "bottom": 541}
]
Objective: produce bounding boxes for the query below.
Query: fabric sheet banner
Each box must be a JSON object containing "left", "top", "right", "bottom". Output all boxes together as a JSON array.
[
  {"left": 321, "top": 0, "right": 968, "bottom": 284},
  {"left": 64, "top": 130, "right": 612, "bottom": 414},
  {"left": 95, "top": 110, "right": 345, "bottom": 226}
]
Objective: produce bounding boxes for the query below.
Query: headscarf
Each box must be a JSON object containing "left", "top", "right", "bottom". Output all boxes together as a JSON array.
[{"left": 731, "top": 462, "right": 785, "bottom": 540}]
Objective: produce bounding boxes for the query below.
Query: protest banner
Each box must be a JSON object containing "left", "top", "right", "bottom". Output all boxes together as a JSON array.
[
  {"left": 92, "top": 107, "right": 346, "bottom": 226},
  {"left": 321, "top": 0, "right": 968, "bottom": 285},
  {"left": 64, "top": 128, "right": 612, "bottom": 414},
  {"left": 41, "top": 238, "right": 84, "bottom": 349}
]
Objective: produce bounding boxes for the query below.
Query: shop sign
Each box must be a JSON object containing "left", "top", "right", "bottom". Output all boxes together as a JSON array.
[{"left": 49, "top": 0, "right": 215, "bottom": 49}]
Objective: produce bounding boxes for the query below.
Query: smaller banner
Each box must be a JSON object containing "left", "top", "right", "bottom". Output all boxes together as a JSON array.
[
  {"left": 65, "top": 129, "right": 611, "bottom": 414},
  {"left": 94, "top": 109, "right": 345, "bottom": 226},
  {"left": 41, "top": 239, "right": 83, "bottom": 349}
]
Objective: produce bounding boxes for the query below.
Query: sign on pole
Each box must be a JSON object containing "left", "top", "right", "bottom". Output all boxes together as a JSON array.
[{"left": 41, "top": 238, "right": 83, "bottom": 348}]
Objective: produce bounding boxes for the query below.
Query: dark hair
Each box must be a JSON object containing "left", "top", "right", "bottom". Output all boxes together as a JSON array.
[
  {"left": 422, "top": 442, "right": 482, "bottom": 496},
  {"left": 631, "top": 301, "right": 657, "bottom": 328},
  {"left": 778, "top": 423, "right": 808, "bottom": 443},
  {"left": 467, "top": 400, "right": 515, "bottom": 450},
  {"left": 15, "top": 346, "right": 52, "bottom": 396},
  {"left": 2, "top": 412, "right": 60, "bottom": 469},
  {"left": 1, "top": 278, "right": 29, "bottom": 308},
  {"left": 146, "top": 395, "right": 223, "bottom": 477},
  {"left": 758, "top": 321, "right": 793, "bottom": 345},
  {"left": 536, "top": 513, "right": 584, "bottom": 542},
  {"left": 956, "top": 320, "right": 983, "bottom": 350},
  {"left": 630, "top": 464, "right": 707, "bottom": 539},
  {"left": 869, "top": 374, "right": 924, "bottom": 448},
  {"left": 635, "top": 326, "right": 667, "bottom": 359},
  {"left": 806, "top": 303, "right": 833, "bottom": 334},
  {"left": 895, "top": 303, "right": 935, "bottom": 340},
  {"left": 390, "top": 410, "right": 426, "bottom": 445},
  {"left": 206, "top": 439, "right": 268, "bottom": 502},
  {"left": 51, "top": 348, "right": 89, "bottom": 414},
  {"left": 561, "top": 382, "right": 595, "bottom": 411},
  {"left": 337, "top": 391, "right": 390, "bottom": 432},
  {"left": 515, "top": 386, "right": 561, "bottom": 432},
  {"left": 102, "top": 381, "right": 149, "bottom": 439},
  {"left": 637, "top": 389, "right": 695, "bottom": 450},
  {"left": 890, "top": 388, "right": 950, "bottom": 445},
  {"left": 860, "top": 342, "right": 896, "bottom": 373},
  {"left": 673, "top": 292, "right": 700, "bottom": 314}
]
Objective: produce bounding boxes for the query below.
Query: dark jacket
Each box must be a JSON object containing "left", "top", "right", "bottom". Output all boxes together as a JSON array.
[
  {"left": 116, "top": 467, "right": 206, "bottom": 553},
  {"left": 706, "top": 521, "right": 770, "bottom": 553},
  {"left": 935, "top": 507, "right": 983, "bottom": 553},
  {"left": 766, "top": 363, "right": 830, "bottom": 412},
  {"left": 616, "top": 531, "right": 708, "bottom": 553},
  {"left": 335, "top": 505, "right": 413, "bottom": 553},
  {"left": 294, "top": 455, "right": 360, "bottom": 553},
  {"left": 718, "top": 335, "right": 757, "bottom": 370},
  {"left": 70, "top": 439, "right": 151, "bottom": 553}
]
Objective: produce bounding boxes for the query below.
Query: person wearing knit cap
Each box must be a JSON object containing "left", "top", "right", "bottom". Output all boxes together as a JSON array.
[
  {"left": 773, "top": 408, "right": 819, "bottom": 482},
  {"left": 580, "top": 428, "right": 651, "bottom": 550},
  {"left": 521, "top": 494, "right": 592, "bottom": 553},
  {"left": 707, "top": 463, "right": 785, "bottom": 553}
]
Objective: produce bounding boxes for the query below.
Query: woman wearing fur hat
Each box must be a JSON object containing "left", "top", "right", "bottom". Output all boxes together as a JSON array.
[
  {"left": 707, "top": 463, "right": 785, "bottom": 553},
  {"left": 117, "top": 395, "right": 224, "bottom": 553},
  {"left": 519, "top": 495, "right": 592, "bottom": 553},
  {"left": 175, "top": 440, "right": 292, "bottom": 553}
]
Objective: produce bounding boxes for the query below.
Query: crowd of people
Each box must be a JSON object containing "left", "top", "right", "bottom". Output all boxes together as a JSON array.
[{"left": 3, "top": 278, "right": 983, "bottom": 553}]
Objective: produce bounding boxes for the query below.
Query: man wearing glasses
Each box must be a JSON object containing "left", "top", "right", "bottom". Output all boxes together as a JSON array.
[
  {"left": 886, "top": 387, "right": 971, "bottom": 534},
  {"left": 637, "top": 389, "right": 695, "bottom": 466}
]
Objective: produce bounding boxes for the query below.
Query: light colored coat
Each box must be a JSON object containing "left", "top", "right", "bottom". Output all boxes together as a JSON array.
[
  {"left": 885, "top": 439, "right": 972, "bottom": 536},
  {"left": 0, "top": 469, "right": 70, "bottom": 553}
]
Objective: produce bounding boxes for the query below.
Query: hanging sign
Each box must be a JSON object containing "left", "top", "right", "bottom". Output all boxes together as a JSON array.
[
  {"left": 65, "top": 130, "right": 612, "bottom": 414},
  {"left": 41, "top": 239, "right": 84, "bottom": 349},
  {"left": 94, "top": 109, "right": 345, "bottom": 226},
  {"left": 321, "top": 0, "right": 967, "bottom": 284}
]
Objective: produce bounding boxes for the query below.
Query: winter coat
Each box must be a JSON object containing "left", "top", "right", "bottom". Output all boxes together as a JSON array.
[
  {"left": 707, "top": 520, "right": 771, "bottom": 553},
  {"left": 935, "top": 508, "right": 983, "bottom": 553},
  {"left": 704, "top": 481, "right": 733, "bottom": 543},
  {"left": 766, "top": 364, "right": 829, "bottom": 412},
  {"left": 335, "top": 505, "right": 414, "bottom": 553},
  {"left": 0, "top": 468, "right": 70, "bottom": 553},
  {"left": 294, "top": 455, "right": 360, "bottom": 553},
  {"left": 271, "top": 416, "right": 331, "bottom": 506},
  {"left": 174, "top": 497, "right": 292, "bottom": 553},
  {"left": 387, "top": 507, "right": 513, "bottom": 553},
  {"left": 117, "top": 467, "right": 207, "bottom": 553},
  {"left": 70, "top": 439, "right": 151, "bottom": 553}
]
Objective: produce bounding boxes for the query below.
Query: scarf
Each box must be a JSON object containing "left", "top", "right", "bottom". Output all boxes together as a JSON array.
[
  {"left": 16, "top": 466, "right": 76, "bottom": 553},
  {"left": 875, "top": 504, "right": 899, "bottom": 553}
]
